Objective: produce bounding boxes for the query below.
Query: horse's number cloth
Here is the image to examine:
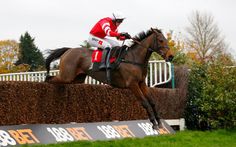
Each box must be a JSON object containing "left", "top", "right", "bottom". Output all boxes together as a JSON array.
[{"left": 91, "top": 50, "right": 116, "bottom": 63}]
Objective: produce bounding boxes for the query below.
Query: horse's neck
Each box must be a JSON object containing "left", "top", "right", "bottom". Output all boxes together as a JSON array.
[{"left": 128, "top": 35, "right": 153, "bottom": 64}]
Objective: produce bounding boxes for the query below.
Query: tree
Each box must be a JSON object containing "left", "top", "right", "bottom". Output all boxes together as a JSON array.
[
  {"left": 16, "top": 32, "right": 45, "bottom": 71},
  {"left": 185, "top": 11, "right": 227, "bottom": 63},
  {"left": 166, "top": 31, "right": 189, "bottom": 65},
  {"left": 0, "top": 40, "right": 19, "bottom": 73}
]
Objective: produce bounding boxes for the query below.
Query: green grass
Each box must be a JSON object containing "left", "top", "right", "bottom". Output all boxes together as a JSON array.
[{"left": 31, "top": 129, "right": 236, "bottom": 147}]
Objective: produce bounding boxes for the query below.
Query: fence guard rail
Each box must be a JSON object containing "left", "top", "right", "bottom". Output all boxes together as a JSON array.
[{"left": 0, "top": 60, "right": 172, "bottom": 87}]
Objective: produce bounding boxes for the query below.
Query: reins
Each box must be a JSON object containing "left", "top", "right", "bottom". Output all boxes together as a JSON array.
[
  {"left": 120, "top": 31, "right": 157, "bottom": 68},
  {"left": 131, "top": 38, "right": 155, "bottom": 52}
]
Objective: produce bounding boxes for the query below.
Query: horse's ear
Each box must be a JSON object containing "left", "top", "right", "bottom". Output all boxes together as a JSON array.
[{"left": 151, "top": 27, "right": 154, "bottom": 31}]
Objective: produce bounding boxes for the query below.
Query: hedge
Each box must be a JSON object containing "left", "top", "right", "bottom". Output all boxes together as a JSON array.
[{"left": 0, "top": 82, "right": 185, "bottom": 125}]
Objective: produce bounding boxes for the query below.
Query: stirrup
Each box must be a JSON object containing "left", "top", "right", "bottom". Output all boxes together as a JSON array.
[{"left": 99, "top": 63, "right": 106, "bottom": 69}]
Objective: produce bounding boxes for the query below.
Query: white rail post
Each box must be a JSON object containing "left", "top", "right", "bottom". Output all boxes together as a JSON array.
[{"left": 179, "top": 118, "right": 185, "bottom": 131}]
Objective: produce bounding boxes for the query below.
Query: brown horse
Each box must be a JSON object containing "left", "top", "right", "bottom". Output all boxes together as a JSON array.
[{"left": 45, "top": 28, "right": 174, "bottom": 129}]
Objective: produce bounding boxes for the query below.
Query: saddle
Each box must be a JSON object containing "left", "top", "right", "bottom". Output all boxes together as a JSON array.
[{"left": 91, "top": 46, "right": 128, "bottom": 71}]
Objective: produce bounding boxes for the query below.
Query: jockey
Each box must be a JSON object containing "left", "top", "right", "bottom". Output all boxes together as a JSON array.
[{"left": 88, "top": 11, "right": 131, "bottom": 69}]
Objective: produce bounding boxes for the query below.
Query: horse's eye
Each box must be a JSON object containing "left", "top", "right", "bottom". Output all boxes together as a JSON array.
[{"left": 160, "top": 40, "right": 164, "bottom": 43}]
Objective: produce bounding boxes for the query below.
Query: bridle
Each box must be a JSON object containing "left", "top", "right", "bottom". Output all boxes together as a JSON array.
[
  {"left": 121, "top": 29, "right": 169, "bottom": 68},
  {"left": 132, "top": 29, "right": 169, "bottom": 56}
]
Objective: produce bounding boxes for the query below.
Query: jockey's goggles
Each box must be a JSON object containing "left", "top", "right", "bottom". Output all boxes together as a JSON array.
[{"left": 116, "top": 19, "right": 124, "bottom": 23}]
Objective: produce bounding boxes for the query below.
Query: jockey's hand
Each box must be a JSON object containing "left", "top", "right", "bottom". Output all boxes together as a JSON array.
[
  {"left": 120, "top": 32, "right": 132, "bottom": 39},
  {"left": 118, "top": 36, "right": 126, "bottom": 40}
]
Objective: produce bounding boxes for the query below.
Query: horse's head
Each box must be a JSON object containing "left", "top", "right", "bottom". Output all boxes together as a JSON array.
[{"left": 150, "top": 28, "right": 174, "bottom": 62}]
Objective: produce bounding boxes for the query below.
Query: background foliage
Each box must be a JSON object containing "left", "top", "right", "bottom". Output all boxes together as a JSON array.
[
  {"left": 185, "top": 62, "right": 236, "bottom": 130},
  {"left": 0, "top": 40, "right": 19, "bottom": 73},
  {"left": 16, "top": 32, "right": 45, "bottom": 71},
  {"left": 184, "top": 11, "right": 236, "bottom": 130}
]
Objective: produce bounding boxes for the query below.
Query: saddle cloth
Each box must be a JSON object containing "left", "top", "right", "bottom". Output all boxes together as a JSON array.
[{"left": 91, "top": 49, "right": 116, "bottom": 63}]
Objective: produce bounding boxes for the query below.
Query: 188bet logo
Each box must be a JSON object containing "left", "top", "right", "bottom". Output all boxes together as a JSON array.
[
  {"left": 0, "top": 130, "right": 16, "bottom": 146},
  {"left": 0, "top": 129, "right": 39, "bottom": 146}
]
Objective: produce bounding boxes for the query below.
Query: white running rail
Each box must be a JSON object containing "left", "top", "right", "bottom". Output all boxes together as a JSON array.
[
  {"left": 146, "top": 60, "right": 172, "bottom": 87},
  {"left": 0, "top": 60, "right": 172, "bottom": 87}
]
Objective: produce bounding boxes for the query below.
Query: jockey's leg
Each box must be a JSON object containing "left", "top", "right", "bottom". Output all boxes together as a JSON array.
[
  {"left": 88, "top": 35, "right": 113, "bottom": 69},
  {"left": 100, "top": 38, "right": 120, "bottom": 69},
  {"left": 99, "top": 47, "right": 110, "bottom": 69},
  {"left": 104, "top": 37, "right": 121, "bottom": 47}
]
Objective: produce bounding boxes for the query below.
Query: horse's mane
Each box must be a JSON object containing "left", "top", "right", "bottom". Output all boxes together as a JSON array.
[{"left": 130, "top": 28, "right": 162, "bottom": 47}]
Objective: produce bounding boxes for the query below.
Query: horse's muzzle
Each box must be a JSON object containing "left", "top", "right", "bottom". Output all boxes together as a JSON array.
[{"left": 166, "top": 55, "right": 174, "bottom": 62}]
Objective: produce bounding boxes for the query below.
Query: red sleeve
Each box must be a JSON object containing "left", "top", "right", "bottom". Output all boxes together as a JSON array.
[
  {"left": 109, "top": 31, "right": 120, "bottom": 37},
  {"left": 100, "top": 19, "right": 120, "bottom": 37}
]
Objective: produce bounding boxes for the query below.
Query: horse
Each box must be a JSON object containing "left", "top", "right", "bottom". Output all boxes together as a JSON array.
[{"left": 45, "top": 28, "right": 174, "bottom": 130}]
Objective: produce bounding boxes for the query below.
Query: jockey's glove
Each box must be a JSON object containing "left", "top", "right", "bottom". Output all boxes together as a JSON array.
[{"left": 119, "top": 32, "right": 132, "bottom": 39}]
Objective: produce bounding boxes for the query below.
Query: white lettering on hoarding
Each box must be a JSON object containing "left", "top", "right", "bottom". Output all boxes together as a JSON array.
[
  {"left": 0, "top": 130, "right": 16, "bottom": 146},
  {"left": 97, "top": 125, "right": 121, "bottom": 139},
  {"left": 138, "top": 123, "right": 158, "bottom": 135},
  {"left": 47, "top": 127, "right": 74, "bottom": 142}
]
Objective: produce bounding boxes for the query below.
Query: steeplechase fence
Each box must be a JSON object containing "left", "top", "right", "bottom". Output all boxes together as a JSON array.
[{"left": 0, "top": 63, "right": 189, "bottom": 146}]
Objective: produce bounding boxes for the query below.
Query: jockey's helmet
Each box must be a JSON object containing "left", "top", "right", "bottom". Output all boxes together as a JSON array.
[{"left": 111, "top": 11, "right": 126, "bottom": 23}]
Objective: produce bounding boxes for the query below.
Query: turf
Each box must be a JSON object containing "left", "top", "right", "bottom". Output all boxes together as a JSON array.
[{"left": 29, "top": 129, "right": 236, "bottom": 147}]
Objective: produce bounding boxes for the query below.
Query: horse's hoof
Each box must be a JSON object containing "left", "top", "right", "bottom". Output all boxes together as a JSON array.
[{"left": 152, "top": 124, "right": 158, "bottom": 130}]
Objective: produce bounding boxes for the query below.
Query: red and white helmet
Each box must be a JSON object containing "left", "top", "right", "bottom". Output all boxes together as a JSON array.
[{"left": 111, "top": 11, "right": 126, "bottom": 21}]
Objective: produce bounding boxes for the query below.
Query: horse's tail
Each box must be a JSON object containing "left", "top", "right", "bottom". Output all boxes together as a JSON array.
[{"left": 45, "top": 47, "right": 71, "bottom": 75}]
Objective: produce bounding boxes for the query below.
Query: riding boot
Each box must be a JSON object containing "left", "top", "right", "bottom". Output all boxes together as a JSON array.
[
  {"left": 105, "top": 48, "right": 111, "bottom": 69},
  {"left": 99, "top": 47, "right": 111, "bottom": 69}
]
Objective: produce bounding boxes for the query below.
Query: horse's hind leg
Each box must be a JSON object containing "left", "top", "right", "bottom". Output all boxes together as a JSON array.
[
  {"left": 129, "top": 83, "right": 158, "bottom": 130},
  {"left": 139, "top": 82, "right": 163, "bottom": 129}
]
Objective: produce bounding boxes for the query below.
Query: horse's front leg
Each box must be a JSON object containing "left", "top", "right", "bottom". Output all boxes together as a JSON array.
[
  {"left": 129, "top": 83, "right": 158, "bottom": 130},
  {"left": 139, "top": 82, "right": 163, "bottom": 129}
]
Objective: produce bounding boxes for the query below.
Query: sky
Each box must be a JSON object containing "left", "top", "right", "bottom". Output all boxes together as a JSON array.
[{"left": 1, "top": 0, "right": 236, "bottom": 58}]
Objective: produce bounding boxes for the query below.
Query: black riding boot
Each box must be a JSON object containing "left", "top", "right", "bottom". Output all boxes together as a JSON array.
[{"left": 99, "top": 47, "right": 111, "bottom": 69}]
